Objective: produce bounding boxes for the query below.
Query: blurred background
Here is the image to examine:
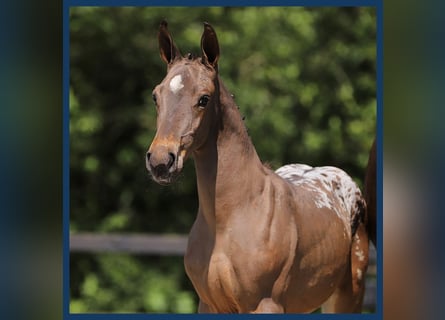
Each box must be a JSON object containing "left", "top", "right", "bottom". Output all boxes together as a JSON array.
[
  {"left": 69, "top": 7, "right": 376, "bottom": 313},
  {"left": 5, "top": 1, "right": 445, "bottom": 320}
]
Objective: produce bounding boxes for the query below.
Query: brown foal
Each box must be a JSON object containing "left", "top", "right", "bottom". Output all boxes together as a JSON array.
[{"left": 146, "top": 21, "right": 369, "bottom": 313}]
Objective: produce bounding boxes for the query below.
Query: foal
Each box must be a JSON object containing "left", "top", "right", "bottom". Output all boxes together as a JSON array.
[{"left": 146, "top": 21, "right": 369, "bottom": 313}]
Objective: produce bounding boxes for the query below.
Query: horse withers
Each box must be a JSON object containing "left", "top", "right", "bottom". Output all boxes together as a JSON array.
[{"left": 146, "top": 21, "right": 369, "bottom": 313}]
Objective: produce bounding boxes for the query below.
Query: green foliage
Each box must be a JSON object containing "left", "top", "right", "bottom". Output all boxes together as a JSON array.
[
  {"left": 70, "top": 7, "right": 376, "bottom": 313},
  {"left": 70, "top": 254, "right": 196, "bottom": 313}
]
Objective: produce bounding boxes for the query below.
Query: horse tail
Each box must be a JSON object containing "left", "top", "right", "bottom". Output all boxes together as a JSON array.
[{"left": 350, "top": 191, "right": 367, "bottom": 237}]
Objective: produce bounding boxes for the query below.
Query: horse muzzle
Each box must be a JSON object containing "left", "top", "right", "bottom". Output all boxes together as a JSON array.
[{"left": 146, "top": 144, "right": 185, "bottom": 185}]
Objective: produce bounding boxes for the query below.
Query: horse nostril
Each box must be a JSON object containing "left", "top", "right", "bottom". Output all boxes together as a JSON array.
[
  {"left": 168, "top": 152, "right": 175, "bottom": 168},
  {"left": 146, "top": 152, "right": 151, "bottom": 163},
  {"left": 145, "top": 152, "right": 153, "bottom": 173}
]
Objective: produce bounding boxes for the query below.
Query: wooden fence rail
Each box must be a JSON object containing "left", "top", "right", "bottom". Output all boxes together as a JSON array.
[
  {"left": 70, "top": 233, "right": 188, "bottom": 255},
  {"left": 70, "top": 233, "right": 377, "bottom": 311},
  {"left": 70, "top": 233, "right": 376, "bottom": 260},
  {"left": 69, "top": 233, "right": 376, "bottom": 275}
]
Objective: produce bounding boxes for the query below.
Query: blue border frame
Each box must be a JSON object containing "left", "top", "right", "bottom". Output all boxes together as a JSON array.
[
  {"left": 63, "top": 1, "right": 383, "bottom": 319},
  {"left": 65, "top": 0, "right": 377, "bottom": 6}
]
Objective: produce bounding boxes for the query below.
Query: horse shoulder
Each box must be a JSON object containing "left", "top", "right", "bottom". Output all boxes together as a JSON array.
[{"left": 184, "top": 213, "right": 215, "bottom": 302}]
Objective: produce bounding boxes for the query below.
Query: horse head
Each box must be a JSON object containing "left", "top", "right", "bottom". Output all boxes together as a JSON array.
[{"left": 146, "top": 21, "right": 220, "bottom": 184}]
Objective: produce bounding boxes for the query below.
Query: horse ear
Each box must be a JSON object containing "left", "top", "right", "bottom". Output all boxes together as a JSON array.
[
  {"left": 158, "top": 20, "right": 181, "bottom": 64},
  {"left": 201, "top": 22, "right": 220, "bottom": 68}
]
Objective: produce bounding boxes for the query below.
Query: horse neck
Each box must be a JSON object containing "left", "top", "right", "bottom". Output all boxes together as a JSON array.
[{"left": 193, "top": 78, "right": 266, "bottom": 229}]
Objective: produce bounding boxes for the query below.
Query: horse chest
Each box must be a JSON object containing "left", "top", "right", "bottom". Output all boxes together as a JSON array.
[
  {"left": 185, "top": 234, "right": 286, "bottom": 313},
  {"left": 185, "top": 240, "right": 246, "bottom": 311}
]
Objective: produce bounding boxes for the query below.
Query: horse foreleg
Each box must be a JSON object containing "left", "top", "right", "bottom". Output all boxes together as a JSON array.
[
  {"left": 198, "top": 300, "right": 212, "bottom": 313},
  {"left": 322, "top": 224, "right": 369, "bottom": 313},
  {"left": 250, "top": 298, "right": 284, "bottom": 313},
  {"left": 200, "top": 297, "right": 284, "bottom": 313}
]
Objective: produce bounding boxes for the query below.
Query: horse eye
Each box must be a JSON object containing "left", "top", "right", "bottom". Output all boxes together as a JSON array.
[
  {"left": 198, "top": 95, "right": 210, "bottom": 107},
  {"left": 152, "top": 93, "right": 157, "bottom": 104}
]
